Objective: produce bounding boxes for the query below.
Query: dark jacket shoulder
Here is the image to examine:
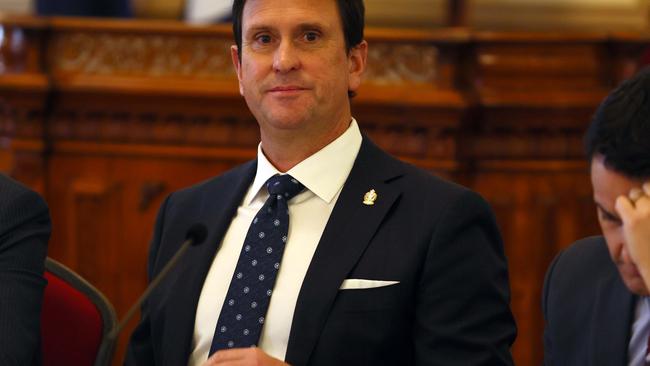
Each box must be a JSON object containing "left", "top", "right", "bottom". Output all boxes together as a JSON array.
[
  {"left": 546, "top": 236, "right": 615, "bottom": 287},
  {"left": 543, "top": 236, "right": 634, "bottom": 366},
  {"left": 544, "top": 235, "right": 616, "bottom": 314},
  {"left": 0, "top": 174, "right": 50, "bottom": 240}
]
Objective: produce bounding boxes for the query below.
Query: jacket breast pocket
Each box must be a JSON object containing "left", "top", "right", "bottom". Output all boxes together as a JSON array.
[{"left": 333, "top": 282, "right": 403, "bottom": 313}]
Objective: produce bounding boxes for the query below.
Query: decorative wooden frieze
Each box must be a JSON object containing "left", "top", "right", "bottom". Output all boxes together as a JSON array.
[
  {"left": 46, "top": 29, "right": 447, "bottom": 87},
  {"left": 364, "top": 43, "right": 440, "bottom": 85},
  {"left": 49, "top": 32, "right": 235, "bottom": 79}
]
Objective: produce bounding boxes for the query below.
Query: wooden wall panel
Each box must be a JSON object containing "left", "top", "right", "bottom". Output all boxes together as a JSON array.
[
  {"left": 0, "top": 17, "right": 49, "bottom": 191},
  {"left": 47, "top": 152, "right": 253, "bottom": 362},
  {"left": 365, "top": 0, "right": 449, "bottom": 28},
  {"left": 469, "top": 0, "right": 648, "bottom": 31},
  {"left": 1, "top": 16, "right": 650, "bottom": 366},
  {"left": 471, "top": 163, "right": 601, "bottom": 365}
]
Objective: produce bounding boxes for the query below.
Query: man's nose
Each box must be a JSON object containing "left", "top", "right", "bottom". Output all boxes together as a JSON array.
[
  {"left": 273, "top": 41, "right": 300, "bottom": 73},
  {"left": 621, "top": 243, "right": 629, "bottom": 261}
]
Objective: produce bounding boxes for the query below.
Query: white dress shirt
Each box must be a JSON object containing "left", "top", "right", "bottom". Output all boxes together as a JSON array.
[
  {"left": 628, "top": 297, "right": 650, "bottom": 365},
  {"left": 188, "top": 120, "right": 362, "bottom": 365}
]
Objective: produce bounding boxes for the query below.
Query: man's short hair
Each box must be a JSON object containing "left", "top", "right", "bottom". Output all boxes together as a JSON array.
[
  {"left": 585, "top": 67, "right": 650, "bottom": 179},
  {"left": 231, "top": 0, "right": 365, "bottom": 61}
]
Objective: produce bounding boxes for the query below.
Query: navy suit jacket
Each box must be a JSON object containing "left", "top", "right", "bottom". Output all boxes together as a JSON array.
[
  {"left": 0, "top": 174, "right": 50, "bottom": 365},
  {"left": 543, "top": 236, "right": 636, "bottom": 365},
  {"left": 125, "top": 137, "right": 516, "bottom": 365}
]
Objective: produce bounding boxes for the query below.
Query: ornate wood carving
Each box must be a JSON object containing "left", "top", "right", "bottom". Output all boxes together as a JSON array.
[
  {"left": 50, "top": 32, "right": 235, "bottom": 79},
  {"left": 48, "top": 98, "right": 258, "bottom": 147},
  {"left": 365, "top": 43, "right": 440, "bottom": 85}
]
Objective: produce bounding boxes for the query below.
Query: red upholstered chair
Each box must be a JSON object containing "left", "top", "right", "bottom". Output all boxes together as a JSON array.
[{"left": 41, "top": 257, "right": 118, "bottom": 366}]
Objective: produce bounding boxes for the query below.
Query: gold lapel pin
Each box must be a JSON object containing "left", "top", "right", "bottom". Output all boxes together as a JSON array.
[{"left": 363, "top": 189, "right": 377, "bottom": 206}]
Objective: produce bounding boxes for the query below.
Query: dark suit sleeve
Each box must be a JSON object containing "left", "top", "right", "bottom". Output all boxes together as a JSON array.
[
  {"left": 542, "top": 249, "right": 563, "bottom": 366},
  {"left": 415, "top": 190, "right": 516, "bottom": 365},
  {"left": 124, "top": 194, "right": 172, "bottom": 366},
  {"left": 0, "top": 182, "right": 50, "bottom": 365}
]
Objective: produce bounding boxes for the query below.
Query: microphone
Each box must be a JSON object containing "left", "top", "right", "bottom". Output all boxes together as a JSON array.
[{"left": 107, "top": 223, "right": 208, "bottom": 340}]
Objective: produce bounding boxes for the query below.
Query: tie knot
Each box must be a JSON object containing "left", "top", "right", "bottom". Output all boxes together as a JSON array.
[{"left": 266, "top": 174, "right": 304, "bottom": 200}]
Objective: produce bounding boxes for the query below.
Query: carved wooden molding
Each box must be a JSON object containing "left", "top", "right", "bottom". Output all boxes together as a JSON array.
[
  {"left": 365, "top": 43, "right": 440, "bottom": 85},
  {"left": 47, "top": 31, "right": 455, "bottom": 88},
  {"left": 48, "top": 99, "right": 259, "bottom": 145},
  {"left": 2, "top": 17, "right": 650, "bottom": 162},
  {"left": 49, "top": 32, "right": 235, "bottom": 79},
  {"left": 0, "top": 94, "right": 45, "bottom": 140},
  {"left": 65, "top": 178, "right": 121, "bottom": 282}
]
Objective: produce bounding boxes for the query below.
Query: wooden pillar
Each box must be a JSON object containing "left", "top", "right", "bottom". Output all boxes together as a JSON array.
[{"left": 448, "top": 0, "right": 468, "bottom": 27}]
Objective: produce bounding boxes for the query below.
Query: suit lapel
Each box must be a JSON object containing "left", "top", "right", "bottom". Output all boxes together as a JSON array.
[
  {"left": 162, "top": 162, "right": 257, "bottom": 365},
  {"left": 590, "top": 271, "right": 635, "bottom": 365},
  {"left": 285, "top": 138, "right": 404, "bottom": 366}
]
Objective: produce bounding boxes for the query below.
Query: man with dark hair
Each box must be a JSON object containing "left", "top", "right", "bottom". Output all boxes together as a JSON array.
[
  {"left": 126, "top": 1, "right": 516, "bottom": 365},
  {"left": 0, "top": 174, "right": 50, "bottom": 365},
  {"left": 543, "top": 67, "right": 650, "bottom": 365}
]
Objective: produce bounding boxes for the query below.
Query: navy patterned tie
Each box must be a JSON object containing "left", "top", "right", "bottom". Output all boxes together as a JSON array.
[{"left": 209, "top": 174, "right": 305, "bottom": 354}]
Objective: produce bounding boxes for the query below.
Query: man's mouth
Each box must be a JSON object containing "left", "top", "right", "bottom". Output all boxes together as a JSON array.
[{"left": 268, "top": 86, "right": 306, "bottom": 93}]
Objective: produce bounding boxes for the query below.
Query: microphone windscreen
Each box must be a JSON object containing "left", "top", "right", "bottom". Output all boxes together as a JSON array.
[{"left": 186, "top": 223, "right": 208, "bottom": 246}]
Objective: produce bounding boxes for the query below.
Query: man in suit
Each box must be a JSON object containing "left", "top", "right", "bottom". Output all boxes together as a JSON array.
[
  {"left": 0, "top": 174, "right": 50, "bottom": 365},
  {"left": 543, "top": 67, "right": 650, "bottom": 365},
  {"left": 125, "top": 0, "right": 516, "bottom": 365}
]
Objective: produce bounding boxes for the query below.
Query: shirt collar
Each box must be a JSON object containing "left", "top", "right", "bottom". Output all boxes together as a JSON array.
[{"left": 245, "top": 118, "right": 362, "bottom": 205}]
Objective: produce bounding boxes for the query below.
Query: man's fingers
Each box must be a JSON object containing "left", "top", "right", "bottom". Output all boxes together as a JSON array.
[
  {"left": 215, "top": 362, "right": 248, "bottom": 366},
  {"left": 215, "top": 348, "right": 247, "bottom": 358},
  {"left": 630, "top": 188, "right": 644, "bottom": 203},
  {"left": 204, "top": 348, "right": 250, "bottom": 365},
  {"left": 207, "top": 360, "right": 248, "bottom": 366},
  {"left": 203, "top": 349, "right": 289, "bottom": 366},
  {"left": 632, "top": 183, "right": 650, "bottom": 211},
  {"left": 639, "top": 182, "right": 650, "bottom": 209},
  {"left": 616, "top": 195, "right": 635, "bottom": 222}
]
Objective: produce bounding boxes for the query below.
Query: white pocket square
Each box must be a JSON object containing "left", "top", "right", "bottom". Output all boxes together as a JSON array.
[{"left": 339, "top": 279, "right": 400, "bottom": 290}]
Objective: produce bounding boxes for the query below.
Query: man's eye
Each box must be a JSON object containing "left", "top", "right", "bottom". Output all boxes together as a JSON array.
[
  {"left": 599, "top": 210, "right": 622, "bottom": 225},
  {"left": 304, "top": 32, "right": 319, "bottom": 42},
  {"left": 256, "top": 35, "right": 272, "bottom": 44}
]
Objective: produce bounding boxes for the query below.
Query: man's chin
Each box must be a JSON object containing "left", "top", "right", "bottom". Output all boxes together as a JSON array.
[{"left": 259, "top": 112, "right": 314, "bottom": 134}]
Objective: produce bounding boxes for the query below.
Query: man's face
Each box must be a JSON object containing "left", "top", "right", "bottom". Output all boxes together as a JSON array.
[
  {"left": 231, "top": 0, "right": 366, "bottom": 143},
  {"left": 591, "top": 155, "right": 648, "bottom": 295}
]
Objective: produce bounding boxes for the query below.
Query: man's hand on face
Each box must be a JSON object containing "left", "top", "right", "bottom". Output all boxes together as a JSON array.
[
  {"left": 202, "top": 347, "right": 290, "bottom": 366},
  {"left": 616, "top": 182, "right": 650, "bottom": 285}
]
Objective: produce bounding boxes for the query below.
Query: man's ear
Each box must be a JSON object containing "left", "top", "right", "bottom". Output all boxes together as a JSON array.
[
  {"left": 348, "top": 40, "right": 368, "bottom": 93},
  {"left": 231, "top": 45, "right": 244, "bottom": 96}
]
